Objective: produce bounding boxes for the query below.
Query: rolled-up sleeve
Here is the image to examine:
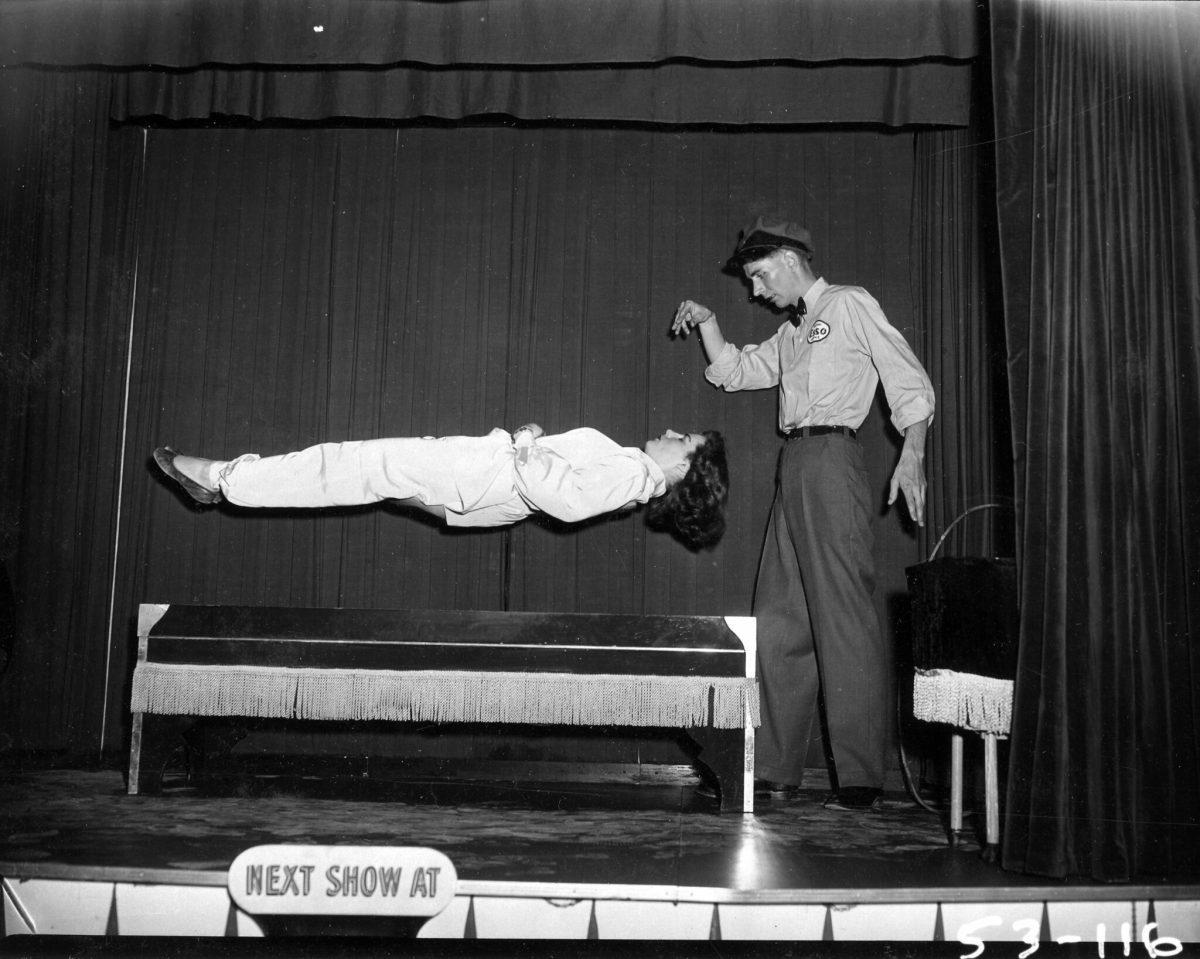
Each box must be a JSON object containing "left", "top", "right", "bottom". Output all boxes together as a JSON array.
[
  {"left": 845, "top": 292, "right": 935, "bottom": 433},
  {"left": 513, "top": 443, "right": 662, "bottom": 523},
  {"left": 705, "top": 330, "right": 785, "bottom": 392}
]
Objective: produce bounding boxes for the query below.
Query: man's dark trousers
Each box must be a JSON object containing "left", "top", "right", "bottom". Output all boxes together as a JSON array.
[{"left": 752, "top": 432, "right": 886, "bottom": 789}]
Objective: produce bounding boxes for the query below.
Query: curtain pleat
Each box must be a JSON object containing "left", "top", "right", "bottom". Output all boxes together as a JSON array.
[
  {"left": 991, "top": 0, "right": 1200, "bottom": 881},
  {"left": 0, "top": 69, "right": 143, "bottom": 751},
  {"left": 911, "top": 124, "right": 1012, "bottom": 562}
]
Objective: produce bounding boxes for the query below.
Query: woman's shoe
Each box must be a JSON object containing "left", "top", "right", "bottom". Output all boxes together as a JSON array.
[{"left": 153, "top": 446, "right": 222, "bottom": 505}]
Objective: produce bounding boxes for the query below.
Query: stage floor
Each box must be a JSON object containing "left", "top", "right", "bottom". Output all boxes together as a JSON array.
[
  {"left": 3, "top": 765, "right": 1009, "bottom": 890},
  {"left": 3, "top": 763, "right": 1199, "bottom": 944}
]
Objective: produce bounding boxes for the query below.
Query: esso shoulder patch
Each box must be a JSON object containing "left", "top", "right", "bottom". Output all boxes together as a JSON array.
[{"left": 807, "top": 320, "right": 830, "bottom": 344}]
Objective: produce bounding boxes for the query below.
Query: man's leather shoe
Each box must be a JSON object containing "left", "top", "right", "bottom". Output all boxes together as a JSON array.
[
  {"left": 154, "top": 447, "right": 222, "bottom": 505},
  {"left": 823, "top": 786, "right": 882, "bottom": 811},
  {"left": 754, "top": 778, "right": 803, "bottom": 800}
]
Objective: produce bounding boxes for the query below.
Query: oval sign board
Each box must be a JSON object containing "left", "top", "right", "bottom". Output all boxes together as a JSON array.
[{"left": 228, "top": 845, "right": 456, "bottom": 917}]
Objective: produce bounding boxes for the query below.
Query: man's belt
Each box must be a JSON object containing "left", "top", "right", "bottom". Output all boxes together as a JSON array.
[{"left": 784, "top": 425, "right": 857, "bottom": 440}]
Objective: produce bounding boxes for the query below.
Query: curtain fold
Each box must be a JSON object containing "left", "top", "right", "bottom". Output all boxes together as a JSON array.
[
  {"left": 0, "top": 0, "right": 977, "bottom": 68},
  {"left": 3, "top": 0, "right": 978, "bottom": 127},
  {"left": 0, "top": 68, "right": 143, "bottom": 751},
  {"left": 105, "top": 60, "right": 971, "bottom": 127},
  {"left": 911, "top": 123, "right": 1011, "bottom": 563},
  {"left": 991, "top": 0, "right": 1200, "bottom": 881}
]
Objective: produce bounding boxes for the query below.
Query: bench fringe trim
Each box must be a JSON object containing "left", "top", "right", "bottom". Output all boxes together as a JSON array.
[
  {"left": 912, "top": 667, "right": 1012, "bottom": 735},
  {"left": 131, "top": 663, "right": 760, "bottom": 729}
]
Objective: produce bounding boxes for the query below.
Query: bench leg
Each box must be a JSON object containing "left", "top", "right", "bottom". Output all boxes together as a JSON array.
[
  {"left": 948, "top": 731, "right": 966, "bottom": 846},
  {"left": 128, "top": 712, "right": 192, "bottom": 795},
  {"left": 688, "top": 728, "right": 750, "bottom": 814},
  {"left": 982, "top": 732, "right": 1000, "bottom": 863}
]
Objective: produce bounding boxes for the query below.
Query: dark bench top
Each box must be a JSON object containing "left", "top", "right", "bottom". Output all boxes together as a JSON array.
[{"left": 141, "top": 604, "right": 753, "bottom": 677}]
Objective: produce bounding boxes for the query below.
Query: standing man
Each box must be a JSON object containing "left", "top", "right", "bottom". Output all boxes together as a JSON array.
[{"left": 673, "top": 215, "right": 934, "bottom": 811}]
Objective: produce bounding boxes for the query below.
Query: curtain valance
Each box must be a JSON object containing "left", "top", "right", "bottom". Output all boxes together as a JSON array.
[
  {"left": 1, "top": 0, "right": 977, "bottom": 69},
  {"left": 2, "top": 0, "right": 976, "bottom": 126},
  {"left": 109, "top": 60, "right": 972, "bottom": 126}
]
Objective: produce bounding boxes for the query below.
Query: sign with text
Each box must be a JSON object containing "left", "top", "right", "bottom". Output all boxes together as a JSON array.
[{"left": 228, "top": 845, "right": 456, "bottom": 917}]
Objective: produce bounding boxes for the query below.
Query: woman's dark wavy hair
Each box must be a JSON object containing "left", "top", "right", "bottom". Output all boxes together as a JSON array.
[{"left": 645, "top": 430, "right": 729, "bottom": 550}]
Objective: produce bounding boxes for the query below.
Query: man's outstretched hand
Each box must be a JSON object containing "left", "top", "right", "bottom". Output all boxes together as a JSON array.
[{"left": 671, "top": 299, "right": 715, "bottom": 337}]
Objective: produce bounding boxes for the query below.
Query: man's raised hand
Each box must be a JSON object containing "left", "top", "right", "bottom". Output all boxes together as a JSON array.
[{"left": 671, "top": 300, "right": 714, "bottom": 337}]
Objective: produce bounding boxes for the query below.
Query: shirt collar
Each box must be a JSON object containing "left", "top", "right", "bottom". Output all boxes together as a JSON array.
[{"left": 802, "top": 276, "right": 829, "bottom": 310}]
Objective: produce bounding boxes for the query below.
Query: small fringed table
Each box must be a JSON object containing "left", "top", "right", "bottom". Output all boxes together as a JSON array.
[
  {"left": 905, "top": 551, "right": 1018, "bottom": 861},
  {"left": 128, "top": 602, "right": 760, "bottom": 813},
  {"left": 912, "top": 667, "right": 1013, "bottom": 860}
]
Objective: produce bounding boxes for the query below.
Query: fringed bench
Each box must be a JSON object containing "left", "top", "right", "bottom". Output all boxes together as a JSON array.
[{"left": 128, "top": 603, "right": 759, "bottom": 813}]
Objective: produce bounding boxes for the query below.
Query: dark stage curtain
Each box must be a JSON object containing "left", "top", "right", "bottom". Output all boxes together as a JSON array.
[
  {"left": 0, "top": 68, "right": 144, "bottom": 751},
  {"left": 2, "top": 0, "right": 977, "bottom": 127},
  {"left": 120, "top": 125, "right": 921, "bottom": 608},
  {"left": 1, "top": 0, "right": 977, "bottom": 66},
  {"left": 109, "top": 61, "right": 971, "bottom": 127},
  {"left": 911, "top": 122, "right": 1011, "bottom": 563},
  {"left": 1, "top": 0, "right": 989, "bottom": 758},
  {"left": 991, "top": 0, "right": 1200, "bottom": 881},
  {"left": 0, "top": 69, "right": 929, "bottom": 750},
  {"left": 112, "top": 124, "right": 921, "bottom": 755}
]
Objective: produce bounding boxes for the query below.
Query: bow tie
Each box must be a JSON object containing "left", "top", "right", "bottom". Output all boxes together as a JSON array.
[{"left": 790, "top": 298, "right": 807, "bottom": 328}]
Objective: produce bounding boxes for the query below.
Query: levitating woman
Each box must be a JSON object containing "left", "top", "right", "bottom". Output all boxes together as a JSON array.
[{"left": 154, "top": 424, "right": 728, "bottom": 549}]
